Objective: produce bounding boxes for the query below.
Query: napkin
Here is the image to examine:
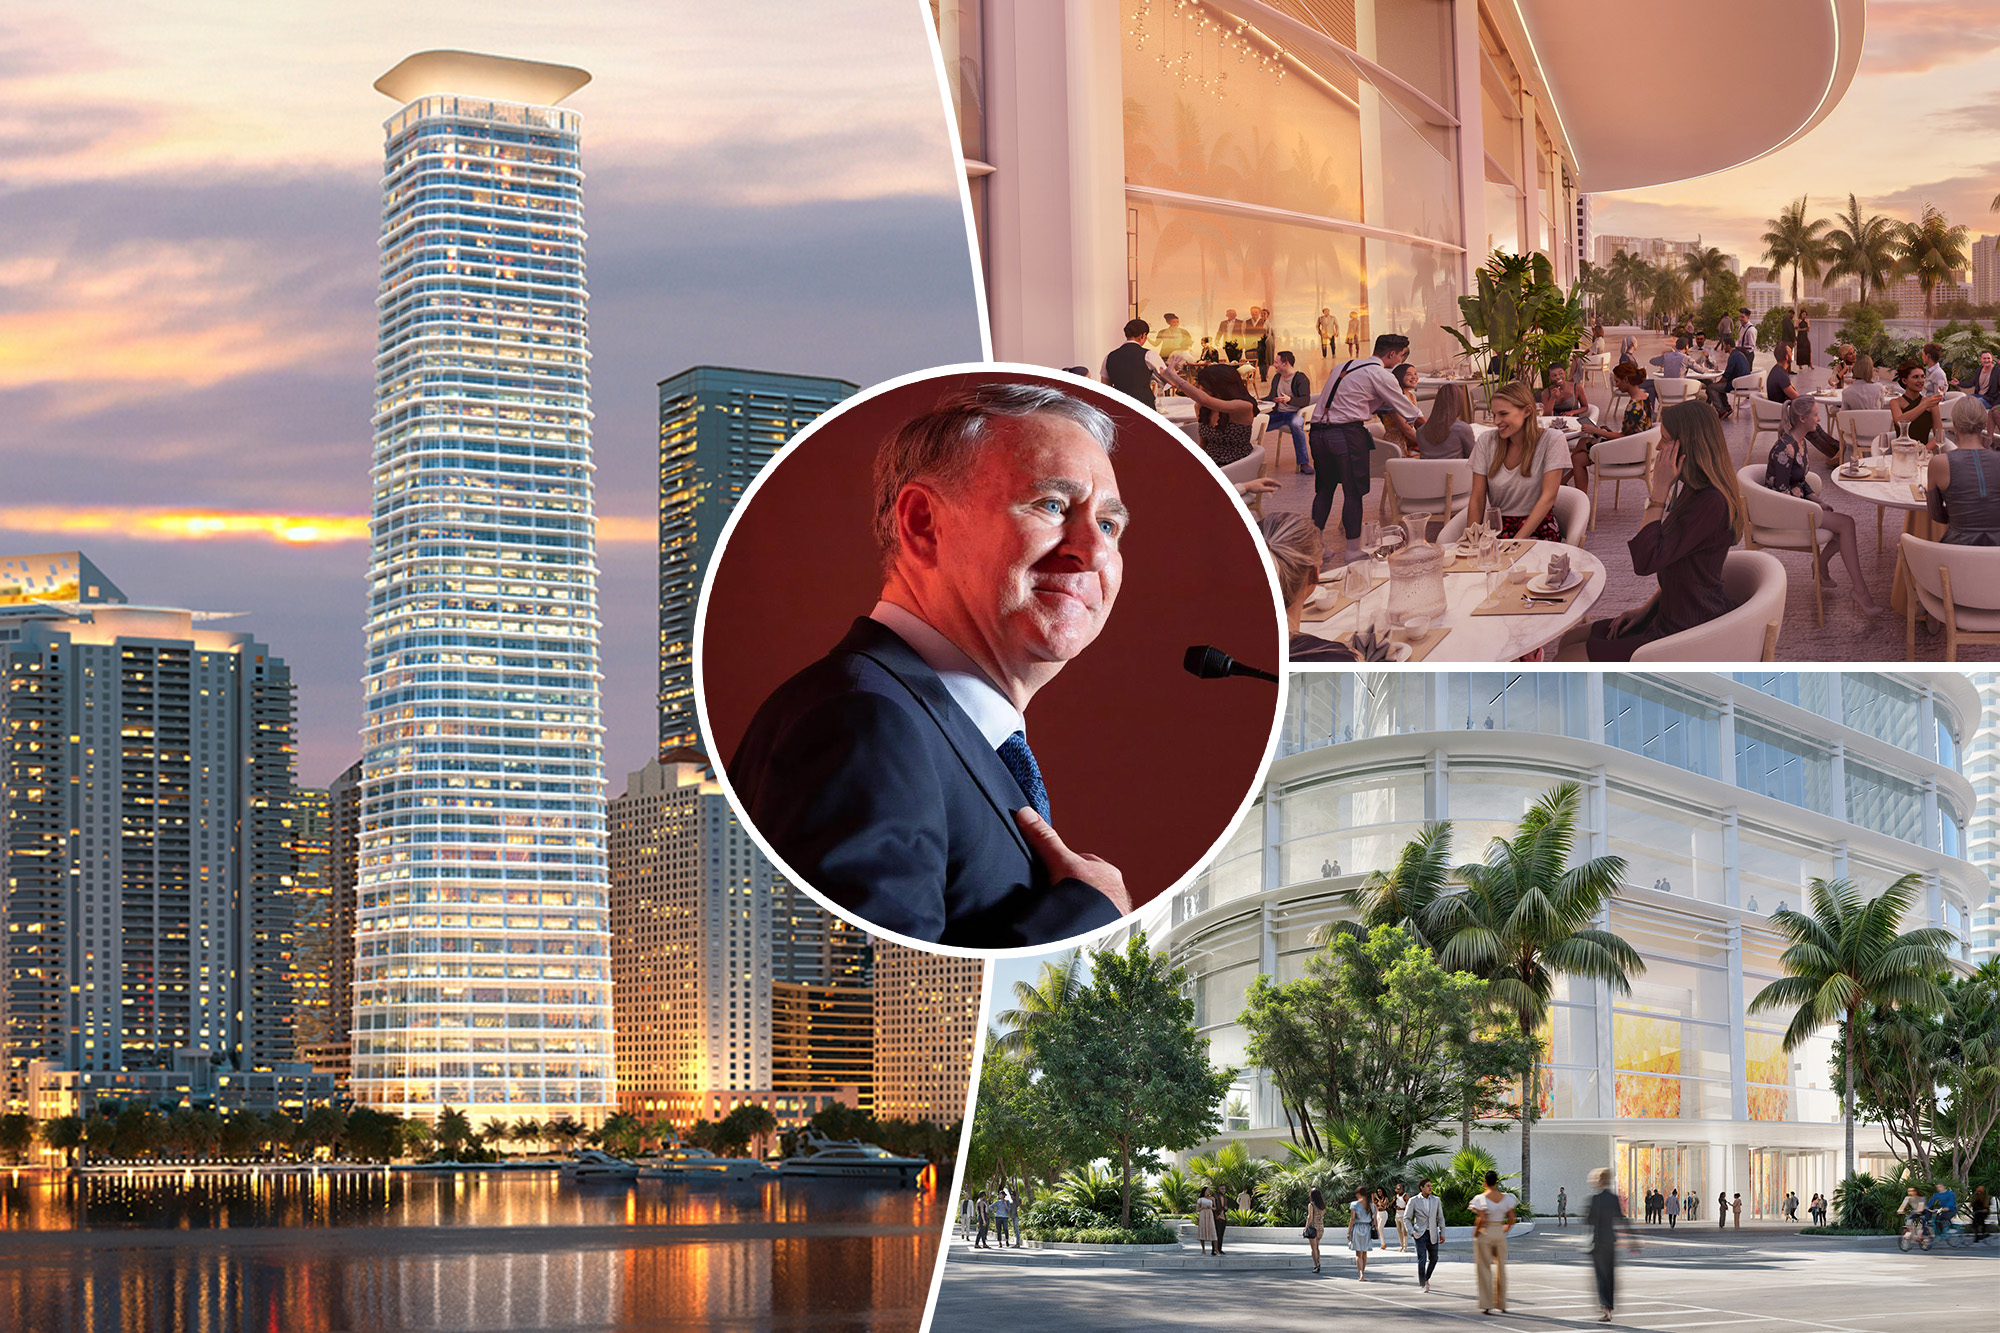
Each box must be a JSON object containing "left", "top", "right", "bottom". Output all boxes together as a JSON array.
[
  {"left": 1547, "top": 552, "right": 1572, "bottom": 584},
  {"left": 1348, "top": 625, "right": 1396, "bottom": 662}
]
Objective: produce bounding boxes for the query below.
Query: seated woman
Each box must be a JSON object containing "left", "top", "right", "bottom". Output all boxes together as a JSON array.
[
  {"left": 1890, "top": 361, "right": 1944, "bottom": 445},
  {"left": 1617, "top": 333, "right": 1639, "bottom": 369},
  {"left": 1572, "top": 362, "right": 1655, "bottom": 492},
  {"left": 1376, "top": 363, "right": 1425, "bottom": 454},
  {"left": 1559, "top": 401, "right": 1747, "bottom": 660},
  {"left": 1840, "top": 354, "right": 1883, "bottom": 411},
  {"left": 1927, "top": 397, "right": 2000, "bottom": 545},
  {"left": 1764, "top": 398, "right": 1883, "bottom": 615},
  {"left": 1259, "top": 512, "right": 1356, "bottom": 661},
  {"left": 1164, "top": 362, "right": 1259, "bottom": 467},
  {"left": 1466, "top": 381, "right": 1566, "bottom": 542},
  {"left": 1413, "top": 382, "right": 1478, "bottom": 459},
  {"left": 1540, "top": 362, "right": 1591, "bottom": 422}
]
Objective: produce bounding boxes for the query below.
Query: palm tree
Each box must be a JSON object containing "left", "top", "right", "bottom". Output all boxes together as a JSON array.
[
  {"left": 1747, "top": 875, "right": 1953, "bottom": 1183},
  {"left": 1607, "top": 249, "right": 1653, "bottom": 324},
  {"left": 1682, "top": 243, "right": 1730, "bottom": 300},
  {"left": 1419, "top": 783, "right": 1640, "bottom": 1209},
  {"left": 1761, "top": 196, "right": 1832, "bottom": 306},
  {"left": 1326, "top": 821, "right": 1455, "bottom": 945},
  {"left": 1892, "top": 204, "right": 1970, "bottom": 339},
  {"left": 434, "top": 1106, "right": 473, "bottom": 1160},
  {"left": 1188, "top": 1140, "right": 1275, "bottom": 1210},
  {"left": 1650, "top": 262, "right": 1693, "bottom": 326},
  {"left": 990, "top": 949, "right": 1086, "bottom": 1062},
  {"left": 1823, "top": 193, "right": 1900, "bottom": 310}
]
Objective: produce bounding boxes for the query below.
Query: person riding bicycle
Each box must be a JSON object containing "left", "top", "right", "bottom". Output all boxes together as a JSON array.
[
  {"left": 1927, "top": 1184, "right": 1958, "bottom": 1237},
  {"left": 1898, "top": 1187, "right": 1931, "bottom": 1239}
]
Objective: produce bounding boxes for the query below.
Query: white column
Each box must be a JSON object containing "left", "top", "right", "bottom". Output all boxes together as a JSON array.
[
  {"left": 1918, "top": 684, "right": 1938, "bottom": 762},
  {"left": 1427, "top": 748, "right": 1451, "bottom": 820},
  {"left": 1832, "top": 838, "right": 1849, "bottom": 881},
  {"left": 1451, "top": 0, "right": 1486, "bottom": 289},
  {"left": 1356, "top": 3, "right": 1387, "bottom": 332},
  {"left": 1585, "top": 671, "right": 1606, "bottom": 740},
  {"left": 1828, "top": 741, "right": 1847, "bottom": 823},
  {"left": 981, "top": 0, "right": 1127, "bottom": 367},
  {"left": 1262, "top": 782, "right": 1284, "bottom": 892},
  {"left": 1721, "top": 807, "right": 1741, "bottom": 909},
  {"left": 1922, "top": 777, "right": 1940, "bottom": 852},
  {"left": 1518, "top": 93, "right": 1538, "bottom": 258},
  {"left": 1717, "top": 698, "right": 1737, "bottom": 785},
  {"left": 1726, "top": 917, "right": 1749, "bottom": 1122}
]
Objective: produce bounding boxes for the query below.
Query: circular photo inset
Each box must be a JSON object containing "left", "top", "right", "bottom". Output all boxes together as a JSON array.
[{"left": 695, "top": 365, "right": 1287, "bottom": 955}]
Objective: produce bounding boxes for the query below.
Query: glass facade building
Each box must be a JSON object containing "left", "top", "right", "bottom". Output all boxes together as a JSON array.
[
  {"left": 357, "top": 54, "right": 614, "bottom": 1124},
  {"left": 1169, "top": 671, "right": 1981, "bottom": 1218},
  {"left": 1968, "top": 672, "right": 1999, "bottom": 966},
  {"left": 656, "top": 367, "right": 856, "bottom": 758}
]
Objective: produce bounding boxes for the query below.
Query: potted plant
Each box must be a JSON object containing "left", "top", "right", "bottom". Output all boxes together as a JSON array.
[{"left": 1447, "top": 251, "right": 1588, "bottom": 400}]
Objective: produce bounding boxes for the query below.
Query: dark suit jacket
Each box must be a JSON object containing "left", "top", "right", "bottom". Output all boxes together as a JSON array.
[
  {"left": 1973, "top": 364, "right": 2000, "bottom": 405},
  {"left": 727, "top": 618, "right": 1123, "bottom": 948}
]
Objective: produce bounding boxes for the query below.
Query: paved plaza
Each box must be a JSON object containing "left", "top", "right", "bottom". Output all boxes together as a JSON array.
[{"left": 932, "top": 1226, "right": 1995, "bottom": 1331}]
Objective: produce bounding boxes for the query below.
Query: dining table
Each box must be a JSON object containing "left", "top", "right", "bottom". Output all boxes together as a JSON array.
[
  {"left": 1826, "top": 457, "right": 1936, "bottom": 614},
  {"left": 1299, "top": 538, "right": 1606, "bottom": 661}
]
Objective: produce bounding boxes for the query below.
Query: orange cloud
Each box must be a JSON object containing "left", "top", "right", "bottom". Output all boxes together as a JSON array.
[
  {"left": 0, "top": 506, "right": 655, "bottom": 546},
  {"left": 1864, "top": 0, "right": 2000, "bottom": 75}
]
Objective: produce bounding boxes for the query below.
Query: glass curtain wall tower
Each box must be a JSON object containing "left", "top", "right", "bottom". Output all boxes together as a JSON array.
[{"left": 357, "top": 52, "right": 613, "bottom": 1125}]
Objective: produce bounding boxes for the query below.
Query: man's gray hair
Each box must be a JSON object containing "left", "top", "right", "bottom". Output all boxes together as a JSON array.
[{"left": 872, "top": 382, "right": 1118, "bottom": 566}]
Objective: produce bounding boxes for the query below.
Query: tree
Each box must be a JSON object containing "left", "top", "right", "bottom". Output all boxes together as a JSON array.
[
  {"left": 434, "top": 1106, "right": 473, "bottom": 1160},
  {"left": 544, "top": 1116, "right": 586, "bottom": 1154},
  {"left": 1607, "top": 249, "right": 1654, "bottom": 325},
  {"left": 1823, "top": 194, "right": 1901, "bottom": 309},
  {"left": 0, "top": 1114, "right": 34, "bottom": 1165},
  {"left": 1892, "top": 204, "right": 1969, "bottom": 339},
  {"left": 1682, "top": 242, "right": 1730, "bottom": 298},
  {"left": 990, "top": 949, "right": 1086, "bottom": 1063},
  {"left": 1694, "top": 269, "right": 1744, "bottom": 344},
  {"left": 1748, "top": 874, "right": 1953, "bottom": 1182},
  {"left": 342, "top": 1107, "right": 407, "bottom": 1162},
  {"left": 1243, "top": 925, "right": 1533, "bottom": 1173},
  {"left": 595, "top": 1111, "right": 643, "bottom": 1158},
  {"left": 1421, "top": 783, "right": 1639, "bottom": 1209},
  {"left": 300, "top": 1105, "right": 345, "bottom": 1161},
  {"left": 1031, "top": 932, "right": 1235, "bottom": 1227},
  {"left": 715, "top": 1104, "right": 778, "bottom": 1158},
  {"left": 41, "top": 1116, "right": 84, "bottom": 1168},
  {"left": 967, "top": 1042, "right": 1062, "bottom": 1202},
  {"left": 1761, "top": 196, "right": 1831, "bottom": 306},
  {"left": 1186, "top": 1139, "right": 1274, "bottom": 1207}
]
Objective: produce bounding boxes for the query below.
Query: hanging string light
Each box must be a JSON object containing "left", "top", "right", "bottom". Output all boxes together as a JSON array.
[{"left": 1138, "top": 0, "right": 1287, "bottom": 99}]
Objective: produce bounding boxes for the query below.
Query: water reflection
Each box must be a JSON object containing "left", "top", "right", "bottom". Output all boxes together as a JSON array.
[{"left": 0, "top": 1171, "right": 938, "bottom": 1331}]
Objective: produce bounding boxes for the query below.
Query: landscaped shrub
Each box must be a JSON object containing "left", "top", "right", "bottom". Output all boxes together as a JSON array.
[
  {"left": 1224, "top": 1208, "right": 1261, "bottom": 1227},
  {"left": 1028, "top": 1222, "right": 1178, "bottom": 1245}
]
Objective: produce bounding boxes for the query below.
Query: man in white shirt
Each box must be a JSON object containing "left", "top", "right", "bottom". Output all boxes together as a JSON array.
[
  {"left": 1922, "top": 342, "right": 1949, "bottom": 398},
  {"left": 1406, "top": 1178, "right": 1447, "bottom": 1292},
  {"left": 1737, "top": 307, "right": 1757, "bottom": 359},
  {"left": 1309, "top": 333, "right": 1424, "bottom": 547},
  {"left": 1317, "top": 307, "right": 1338, "bottom": 357},
  {"left": 1970, "top": 349, "right": 2000, "bottom": 405}
]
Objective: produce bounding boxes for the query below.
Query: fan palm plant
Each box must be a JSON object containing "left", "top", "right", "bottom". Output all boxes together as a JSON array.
[
  {"left": 1187, "top": 1139, "right": 1275, "bottom": 1204},
  {"left": 1823, "top": 193, "right": 1900, "bottom": 309},
  {"left": 1761, "top": 196, "right": 1832, "bottom": 306},
  {"left": 1892, "top": 204, "right": 1970, "bottom": 339},
  {"left": 1418, "top": 783, "right": 1639, "bottom": 1208},
  {"left": 1747, "top": 874, "right": 1953, "bottom": 1181},
  {"left": 1149, "top": 1164, "right": 1200, "bottom": 1216}
]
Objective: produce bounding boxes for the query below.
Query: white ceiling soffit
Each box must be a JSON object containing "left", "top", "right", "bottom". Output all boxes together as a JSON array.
[{"left": 1511, "top": 0, "right": 1864, "bottom": 193}]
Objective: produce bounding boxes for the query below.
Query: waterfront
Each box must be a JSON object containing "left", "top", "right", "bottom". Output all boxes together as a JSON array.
[{"left": 0, "top": 1170, "right": 939, "bottom": 1331}]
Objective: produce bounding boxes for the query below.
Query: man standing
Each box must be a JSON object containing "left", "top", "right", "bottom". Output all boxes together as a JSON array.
[
  {"left": 1923, "top": 342, "right": 1949, "bottom": 398},
  {"left": 992, "top": 1187, "right": 1014, "bottom": 1246},
  {"left": 729, "top": 385, "right": 1133, "bottom": 948},
  {"left": 1666, "top": 1189, "right": 1680, "bottom": 1229},
  {"left": 1101, "top": 318, "right": 1165, "bottom": 410},
  {"left": 1154, "top": 313, "right": 1193, "bottom": 362},
  {"left": 1346, "top": 309, "right": 1363, "bottom": 356},
  {"left": 1556, "top": 1186, "right": 1568, "bottom": 1226},
  {"left": 1407, "top": 1177, "right": 1446, "bottom": 1293},
  {"left": 1738, "top": 307, "right": 1757, "bottom": 360},
  {"left": 1217, "top": 308, "right": 1244, "bottom": 361},
  {"left": 1266, "top": 351, "right": 1312, "bottom": 475},
  {"left": 1731, "top": 1193, "right": 1743, "bottom": 1228},
  {"left": 1318, "top": 307, "right": 1338, "bottom": 358},
  {"left": 1586, "top": 1167, "right": 1640, "bottom": 1323},
  {"left": 1718, "top": 310, "right": 1736, "bottom": 349},
  {"left": 1309, "top": 333, "right": 1422, "bottom": 552}
]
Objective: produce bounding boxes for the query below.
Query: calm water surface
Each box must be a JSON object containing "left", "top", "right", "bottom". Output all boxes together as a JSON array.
[{"left": 0, "top": 1169, "right": 940, "bottom": 1332}]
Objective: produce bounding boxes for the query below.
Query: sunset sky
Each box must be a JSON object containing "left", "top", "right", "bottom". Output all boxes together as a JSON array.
[
  {"left": 1590, "top": 0, "right": 2000, "bottom": 274},
  {"left": 0, "top": 1, "right": 982, "bottom": 787}
]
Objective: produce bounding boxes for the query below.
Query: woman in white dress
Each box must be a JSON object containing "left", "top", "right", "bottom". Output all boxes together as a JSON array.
[
  {"left": 1348, "top": 1184, "right": 1376, "bottom": 1279},
  {"left": 1196, "top": 1186, "right": 1218, "bottom": 1256}
]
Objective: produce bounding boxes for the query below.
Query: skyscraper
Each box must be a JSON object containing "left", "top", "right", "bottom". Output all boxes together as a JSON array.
[
  {"left": 0, "top": 552, "right": 298, "bottom": 1112},
  {"left": 608, "top": 758, "right": 866, "bottom": 1130},
  {"left": 357, "top": 52, "right": 614, "bottom": 1125},
  {"left": 288, "top": 786, "right": 334, "bottom": 1055},
  {"left": 1968, "top": 673, "right": 1999, "bottom": 966},
  {"left": 872, "top": 946, "right": 983, "bottom": 1123},
  {"left": 656, "top": 367, "right": 857, "bottom": 757}
]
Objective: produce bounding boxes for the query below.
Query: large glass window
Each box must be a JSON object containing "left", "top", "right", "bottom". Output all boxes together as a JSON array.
[
  {"left": 1280, "top": 769, "right": 1425, "bottom": 883},
  {"left": 1606, "top": 786, "right": 1727, "bottom": 904},
  {"left": 1738, "top": 828, "right": 1834, "bottom": 916},
  {"left": 1937, "top": 716, "right": 1959, "bottom": 772},
  {"left": 1604, "top": 677, "right": 1718, "bottom": 777},
  {"left": 1731, "top": 672, "right": 1831, "bottom": 719},
  {"left": 1352, "top": 673, "right": 1426, "bottom": 740},
  {"left": 1843, "top": 674, "right": 1921, "bottom": 752},
  {"left": 1845, "top": 761, "right": 1925, "bottom": 845},
  {"left": 1445, "top": 672, "right": 1588, "bottom": 737},
  {"left": 1735, "top": 719, "right": 1831, "bottom": 816},
  {"left": 1206, "top": 796, "right": 1265, "bottom": 904}
]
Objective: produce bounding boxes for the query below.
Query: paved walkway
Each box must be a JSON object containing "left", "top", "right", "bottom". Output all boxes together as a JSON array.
[{"left": 934, "top": 1226, "right": 1998, "bottom": 1331}]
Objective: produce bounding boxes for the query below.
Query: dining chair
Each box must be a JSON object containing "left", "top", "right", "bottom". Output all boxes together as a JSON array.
[
  {"left": 1898, "top": 533, "right": 2000, "bottom": 661},
  {"left": 1588, "top": 425, "right": 1659, "bottom": 532},
  {"left": 1628, "top": 551, "right": 1787, "bottom": 661},
  {"left": 1738, "top": 462, "right": 1830, "bottom": 626}
]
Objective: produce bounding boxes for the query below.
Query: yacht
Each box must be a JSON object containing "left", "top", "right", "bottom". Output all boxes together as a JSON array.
[
  {"left": 559, "top": 1149, "right": 640, "bottom": 1182},
  {"left": 638, "top": 1141, "right": 777, "bottom": 1182},
  {"left": 776, "top": 1130, "right": 928, "bottom": 1186}
]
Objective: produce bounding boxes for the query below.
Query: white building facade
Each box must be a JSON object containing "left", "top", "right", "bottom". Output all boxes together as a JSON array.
[
  {"left": 1967, "top": 672, "right": 1999, "bottom": 966},
  {"left": 1168, "top": 671, "right": 1980, "bottom": 1218},
  {"left": 355, "top": 53, "right": 614, "bottom": 1124}
]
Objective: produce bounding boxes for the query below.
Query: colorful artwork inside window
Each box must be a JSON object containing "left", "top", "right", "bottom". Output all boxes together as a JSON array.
[
  {"left": 1615, "top": 1012, "right": 1682, "bottom": 1118},
  {"left": 1745, "top": 1030, "right": 1790, "bottom": 1122}
]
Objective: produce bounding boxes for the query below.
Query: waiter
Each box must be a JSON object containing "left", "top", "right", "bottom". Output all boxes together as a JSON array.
[{"left": 1308, "top": 332, "right": 1422, "bottom": 550}]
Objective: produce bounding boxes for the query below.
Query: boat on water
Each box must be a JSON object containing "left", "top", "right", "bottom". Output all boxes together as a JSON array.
[
  {"left": 637, "top": 1141, "right": 776, "bottom": 1182},
  {"left": 776, "top": 1130, "right": 927, "bottom": 1186},
  {"left": 559, "top": 1149, "right": 640, "bottom": 1182}
]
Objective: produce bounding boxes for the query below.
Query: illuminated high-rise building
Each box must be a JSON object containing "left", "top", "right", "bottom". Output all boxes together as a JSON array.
[
  {"left": 0, "top": 552, "right": 298, "bottom": 1112},
  {"left": 872, "top": 946, "right": 983, "bottom": 1122},
  {"left": 357, "top": 52, "right": 614, "bottom": 1125},
  {"left": 288, "top": 786, "right": 335, "bottom": 1055},
  {"left": 656, "top": 367, "right": 856, "bottom": 757}
]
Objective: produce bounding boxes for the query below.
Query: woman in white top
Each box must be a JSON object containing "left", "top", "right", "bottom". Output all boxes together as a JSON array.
[
  {"left": 1394, "top": 1183, "right": 1412, "bottom": 1251},
  {"left": 1470, "top": 1169, "right": 1517, "bottom": 1314},
  {"left": 1348, "top": 1184, "right": 1376, "bottom": 1279},
  {"left": 1467, "top": 381, "right": 1567, "bottom": 542}
]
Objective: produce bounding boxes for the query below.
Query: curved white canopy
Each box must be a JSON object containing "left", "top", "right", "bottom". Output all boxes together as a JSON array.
[{"left": 375, "top": 50, "right": 591, "bottom": 107}]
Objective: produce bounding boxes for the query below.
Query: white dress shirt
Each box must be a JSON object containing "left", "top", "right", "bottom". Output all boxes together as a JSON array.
[
  {"left": 869, "top": 600, "right": 1023, "bottom": 750},
  {"left": 1312, "top": 356, "right": 1421, "bottom": 425}
]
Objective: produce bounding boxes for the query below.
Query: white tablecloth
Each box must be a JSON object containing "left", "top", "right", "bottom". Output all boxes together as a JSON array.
[{"left": 1301, "top": 540, "right": 1606, "bottom": 660}]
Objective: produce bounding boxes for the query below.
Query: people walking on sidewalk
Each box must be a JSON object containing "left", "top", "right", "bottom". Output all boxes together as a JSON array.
[
  {"left": 1304, "top": 1187, "right": 1326, "bottom": 1274},
  {"left": 1665, "top": 1189, "right": 1680, "bottom": 1229},
  {"left": 1784, "top": 1190, "right": 1799, "bottom": 1222},
  {"left": 1585, "top": 1167, "right": 1640, "bottom": 1323},
  {"left": 1196, "top": 1187, "right": 1217, "bottom": 1256},
  {"left": 973, "top": 1192, "right": 991, "bottom": 1249},
  {"left": 1557, "top": 1187, "right": 1568, "bottom": 1227},
  {"left": 1393, "top": 1183, "right": 1410, "bottom": 1251},
  {"left": 993, "top": 1188, "right": 1015, "bottom": 1246},
  {"left": 1470, "top": 1170, "right": 1516, "bottom": 1314},
  {"left": 1348, "top": 1185, "right": 1376, "bottom": 1280},
  {"left": 1408, "top": 1177, "right": 1447, "bottom": 1293}
]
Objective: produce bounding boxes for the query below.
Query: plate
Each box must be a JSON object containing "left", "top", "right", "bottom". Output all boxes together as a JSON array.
[{"left": 1529, "top": 569, "right": 1583, "bottom": 595}]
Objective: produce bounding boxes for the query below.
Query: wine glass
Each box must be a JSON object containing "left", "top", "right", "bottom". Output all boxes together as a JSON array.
[
  {"left": 1373, "top": 523, "right": 1405, "bottom": 574},
  {"left": 1359, "top": 519, "right": 1381, "bottom": 564}
]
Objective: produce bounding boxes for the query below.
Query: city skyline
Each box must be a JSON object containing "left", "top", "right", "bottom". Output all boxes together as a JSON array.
[{"left": 0, "top": 2, "right": 983, "bottom": 790}]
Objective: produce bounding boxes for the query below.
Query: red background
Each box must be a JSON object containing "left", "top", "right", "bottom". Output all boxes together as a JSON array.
[{"left": 696, "top": 369, "right": 1285, "bottom": 909}]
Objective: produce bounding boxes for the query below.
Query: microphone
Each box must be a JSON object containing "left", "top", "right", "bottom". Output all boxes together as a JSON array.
[{"left": 1183, "top": 645, "right": 1279, "bottom": 684}]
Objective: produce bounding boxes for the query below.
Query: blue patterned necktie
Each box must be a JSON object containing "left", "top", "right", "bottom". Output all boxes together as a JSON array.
[{"left": 997, "top": 731, "right": 1050, "bottom": 822}]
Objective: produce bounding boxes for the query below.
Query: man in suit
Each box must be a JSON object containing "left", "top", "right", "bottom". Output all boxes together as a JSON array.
[
  {"left": 729, "top": 383, "right": 1132, "bottom": 948},
  {"left": 1217, "top": 308, "right": 1245, "bottom": 362},
  {"left": 1101, "top": 318, "right": 1164, "bottom": 409},
  {"left": 1967, "top": 349, "right": 2000, "bottom": 405}
]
